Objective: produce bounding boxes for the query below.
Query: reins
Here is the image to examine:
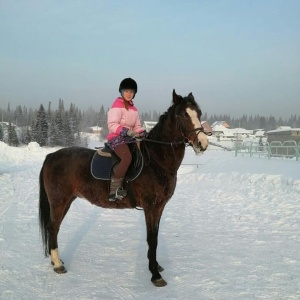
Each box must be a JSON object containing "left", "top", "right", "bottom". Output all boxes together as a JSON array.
[
  {"left": 140, "top": 128, "right": 210, "bottom": 174},
  {"left": 142, "top": 138, "right": 185, "bottom": 146},
  {"left": 139, "top": 110, "right": 211, "bottom": 173}
]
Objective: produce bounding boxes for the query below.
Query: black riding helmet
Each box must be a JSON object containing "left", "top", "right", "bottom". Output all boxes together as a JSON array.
[{"left": 119, "top": 78, "right": 138, "bottom": 96}]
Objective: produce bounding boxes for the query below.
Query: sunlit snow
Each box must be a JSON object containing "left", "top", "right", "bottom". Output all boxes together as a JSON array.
[{"left": 0, "top": 138, "right": 299, "bottom": 300}]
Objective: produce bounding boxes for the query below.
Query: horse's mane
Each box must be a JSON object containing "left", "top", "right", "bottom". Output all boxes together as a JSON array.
[
  {"left": 147, "top": 94, "right": 201, "bottom": 141},
  {"left": 147, "top": 106, "right": 174, "bottom": 141}
]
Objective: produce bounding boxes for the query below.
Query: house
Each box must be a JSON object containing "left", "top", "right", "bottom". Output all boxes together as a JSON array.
[
  {"left": 201, "top": 121, "right": 212, "bottom": 134},
  {"left": 230, "top": 128, "right": 253, "bottom": 138},
  {"left": 254, "top": 130, "right": 265, "bottom": 138},
  {"left": 266, "top": 126, "right": 300, "bottom": 144},
  {"left": 276, "top": 126, "right": 293, "bottom": 131},
  {"left": 89, "top": 126, "right": 102, "bottom": 134},
  {"left": 211, "top": 121, "right": 230, "bottom": 128},
  {"left": 211, "top": 123, "right": 254, "bottom": 139},
  {"left": 211, "top": 124, "right": 233, "bottom": 137},
  {"left": 0, "top": 121, "right": 17, "bottom": 129},
  {"left": 211, "top": 121, "right": 232, "bottom": 137}
]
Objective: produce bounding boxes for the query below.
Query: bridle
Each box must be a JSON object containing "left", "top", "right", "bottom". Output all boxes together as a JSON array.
[
  {"left": 140, "top": 112, "right": 211, "bottom": 173},
  {"left": 142, "top": 113, "right": 211, "bottom": 147},
  {"left": 186, "top": 126, "right": 212, "bottom": 138}
]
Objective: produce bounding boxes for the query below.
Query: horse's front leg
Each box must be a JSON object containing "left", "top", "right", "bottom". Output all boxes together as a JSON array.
[
  {"left": 145, "top": 208, "right": 167, "bottom": 287},
  {"left": 50, "top": 248, "right": 66, "bottom": 273}
]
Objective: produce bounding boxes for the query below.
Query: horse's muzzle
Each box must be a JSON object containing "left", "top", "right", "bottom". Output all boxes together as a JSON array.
[
  {"left": 198, "top": 132, "right": 209, "bottom": 152},
  {"left": 189, "top": 140, "right": 208, "bottom": 154},
  {"left": 199, "top": 141, "right": 208, "bottom": 152}
]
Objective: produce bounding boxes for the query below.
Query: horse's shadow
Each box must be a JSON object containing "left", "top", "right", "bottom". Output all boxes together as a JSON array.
[
  {"left": 60, "top": 206, "right": 100, "bottom": 268},
  {"left": 60, "top": 205, "right": 170, "bottom": 282}
]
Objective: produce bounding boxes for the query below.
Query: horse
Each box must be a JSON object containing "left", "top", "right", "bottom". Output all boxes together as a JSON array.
[{"left": 39, "top": 90, "right": 209, "bottom": 287}]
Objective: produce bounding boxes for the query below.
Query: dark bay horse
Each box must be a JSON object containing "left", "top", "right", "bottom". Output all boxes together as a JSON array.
[{"left": 39, "top": 90, "right": 209, "bottom": 287}]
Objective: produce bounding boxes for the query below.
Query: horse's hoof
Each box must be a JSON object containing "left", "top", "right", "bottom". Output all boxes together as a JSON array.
[
  {"left": 157, "top": 264, "right": 164, "bottom": 272},
  {"left": 54, "top": 265, "right": 67, "bottom": 274},
  {"left": 152, "top": 278, "right": 167, "bottom": 287}
]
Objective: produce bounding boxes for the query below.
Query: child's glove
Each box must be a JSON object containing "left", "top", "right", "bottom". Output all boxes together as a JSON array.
[
  {"left": 127, "top": 129, "right": 138, "bottom": 137},
  {"left": 120, "top": 127, "right": 138, "bottom": 138},
  {"left": 134, "top": 130, "right": 148, "bottom": 139},
  {"left": 120, "top": 128, "right": 147, "bottom": 139}
]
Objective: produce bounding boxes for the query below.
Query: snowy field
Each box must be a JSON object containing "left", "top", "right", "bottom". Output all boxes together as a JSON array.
[{"left": 0, "top": 139, "right": 299, "bottom": 300}]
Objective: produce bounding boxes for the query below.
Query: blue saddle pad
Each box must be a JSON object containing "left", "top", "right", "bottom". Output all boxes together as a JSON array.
[
  {"left": 90, "top": 153, "right": 114, "bottom": 180},
  {"left": 91, "top": 144, "right": 144, "bottom": 181}
]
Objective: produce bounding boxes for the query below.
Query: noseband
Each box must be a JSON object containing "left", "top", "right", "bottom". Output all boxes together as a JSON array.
[{"left": 186, "top": 126, "right": 212, "bottom": 137}]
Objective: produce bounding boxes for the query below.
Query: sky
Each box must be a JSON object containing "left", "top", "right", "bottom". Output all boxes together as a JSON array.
[
  {"left": 0, "top": 136, "right": 300, "bottom": 299},
  {"left": 0, "top": 0, "right": 300, "bottom": 118}
]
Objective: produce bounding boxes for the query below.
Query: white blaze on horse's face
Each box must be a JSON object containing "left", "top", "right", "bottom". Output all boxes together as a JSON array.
[{"left": 186, "top": 107, "right": 208, "bottom": 152}]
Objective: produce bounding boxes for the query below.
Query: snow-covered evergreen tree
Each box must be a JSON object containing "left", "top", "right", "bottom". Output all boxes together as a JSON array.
[
  {"left": 98, "top": 105, "right": 106, "bottom": 127},
  {"left": 64, "top": 111, "right": 75, "bottom": 146},
  {"left": 23, "top": 127, "right": 32, "bottom": 144},
  {"left": 8, "top": 122, "right": 19, "bottom": 146},
  {"left": 30, "top": 120, "right": 38, "bottom": 143},
  {"left": 97, "top": 105, "right": 108, "bottom": 139},
  {"left": 35, "top": 104, "right": 48, "bottom": 146},
  {"left": 48, "top": 117, "right": 57, "bottom": 146},
  {"left": 0, "top": 124, "right": 3, "bottom": 141}
]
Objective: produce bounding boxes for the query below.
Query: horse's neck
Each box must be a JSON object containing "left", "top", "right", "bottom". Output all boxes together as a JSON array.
[{"left": 148, "top": 120, "right": 186, "bottom": 172}]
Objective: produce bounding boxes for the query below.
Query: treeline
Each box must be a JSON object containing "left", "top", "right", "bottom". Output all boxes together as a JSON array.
[
  {"left": 0, "top": 99, "right": 161, "bottom": 147},
  {"left": 204, "top": 113, "right": 300, "bottom": 131},
  {"left": 1, "top": 99, "right": 86, "bottom": 147},
  {"left": 1, "top": 99, "right": 300, "bottom": 147}
]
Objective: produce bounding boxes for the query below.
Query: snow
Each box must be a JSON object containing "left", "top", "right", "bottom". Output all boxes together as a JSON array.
[{"left": 0, "top": 139, "right": 300, "bottom": 299}]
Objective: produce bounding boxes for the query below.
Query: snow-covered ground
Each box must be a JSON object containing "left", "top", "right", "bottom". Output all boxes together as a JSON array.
[{"left": 0, "top": 138, "right": 299, "bottom": 300}]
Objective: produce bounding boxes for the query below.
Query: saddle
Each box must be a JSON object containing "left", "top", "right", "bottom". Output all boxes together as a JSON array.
[{"left": 91, "top": 143, "right": 143, "bottom": 181}]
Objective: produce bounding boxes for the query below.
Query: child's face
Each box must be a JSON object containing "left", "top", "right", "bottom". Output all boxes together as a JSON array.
[{"left": 122, "top": 89, "right": 135, "bottom": 101}]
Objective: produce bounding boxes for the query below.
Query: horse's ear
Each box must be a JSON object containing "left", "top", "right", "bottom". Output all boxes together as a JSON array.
[
  {"left": 188, "top": 92, "right": 194, "bottom": 101},
  {"left": 172, "top": 89, "right": 181, "bottom": 105}
]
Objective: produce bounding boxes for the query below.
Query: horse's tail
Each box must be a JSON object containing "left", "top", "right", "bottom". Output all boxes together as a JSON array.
[{"left": 39, "top": 156, "right": 50, "bottom": 257}]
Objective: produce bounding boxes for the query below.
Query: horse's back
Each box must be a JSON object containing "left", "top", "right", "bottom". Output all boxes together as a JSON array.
[{"left": 45, "top": 146, "right": 94, "bottom": 165}]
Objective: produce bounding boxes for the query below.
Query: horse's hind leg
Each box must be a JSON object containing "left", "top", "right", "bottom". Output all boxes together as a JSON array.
[{"left": 49, "top": 200, "right": 73, "bottom": 273}]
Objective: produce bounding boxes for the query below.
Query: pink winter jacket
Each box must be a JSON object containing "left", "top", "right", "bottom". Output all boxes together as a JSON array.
[{"left": 107, "top": 97, "right": 143, "bottom": 141}]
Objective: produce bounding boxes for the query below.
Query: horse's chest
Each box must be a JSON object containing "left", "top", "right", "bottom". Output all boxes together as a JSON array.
[{"left": 151, "top": 169, "right": 177, "bottom": 195}]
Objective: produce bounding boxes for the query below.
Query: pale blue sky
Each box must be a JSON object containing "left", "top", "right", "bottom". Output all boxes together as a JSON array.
[{"left": 1, "top": 0, "right": 299, "bottom": 118}]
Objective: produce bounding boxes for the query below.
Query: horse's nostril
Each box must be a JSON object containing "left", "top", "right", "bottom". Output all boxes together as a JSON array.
[{"left": 199, "top": 142, "right": 207, "bottom": 151}]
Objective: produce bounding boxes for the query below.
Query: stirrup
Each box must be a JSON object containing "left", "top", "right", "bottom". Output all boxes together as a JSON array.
[{"left": 108, "top": 186, "right": 127, "bottom": 202}]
